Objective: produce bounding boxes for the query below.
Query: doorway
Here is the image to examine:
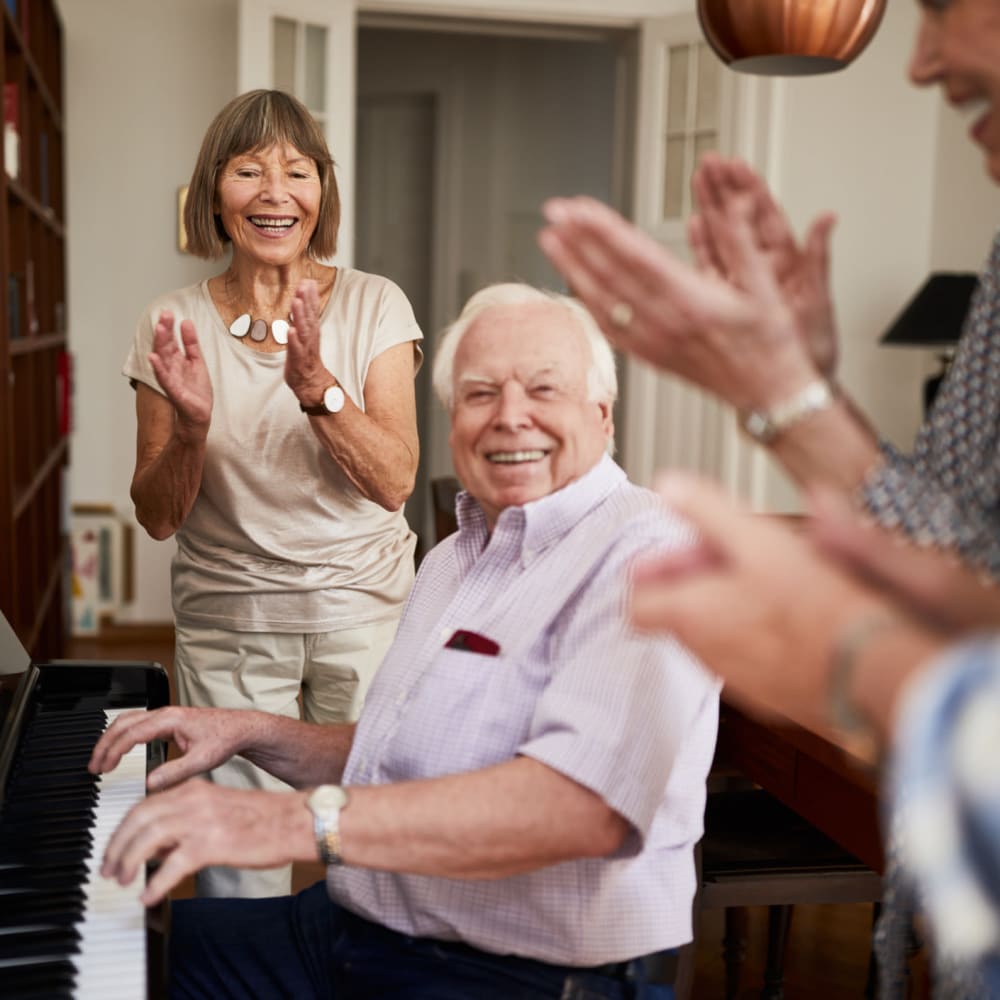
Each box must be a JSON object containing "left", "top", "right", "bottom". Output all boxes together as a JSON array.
[{"left": 355, "top": 17, "right": 630, "bottom": 551}]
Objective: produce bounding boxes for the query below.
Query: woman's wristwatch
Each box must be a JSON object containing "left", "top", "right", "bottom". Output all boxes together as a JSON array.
[{"left": 300, "top": 383, "right": 346, "bottom": 416}]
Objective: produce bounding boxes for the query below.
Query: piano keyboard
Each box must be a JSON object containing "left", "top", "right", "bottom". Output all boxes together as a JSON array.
[{"left": 0, "top": 704, "right": 150, "bottom": 999}]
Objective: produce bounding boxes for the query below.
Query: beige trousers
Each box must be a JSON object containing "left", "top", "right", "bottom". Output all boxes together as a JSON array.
[{"left": 172, "top": 618, "right": 401, "bottom": 899}]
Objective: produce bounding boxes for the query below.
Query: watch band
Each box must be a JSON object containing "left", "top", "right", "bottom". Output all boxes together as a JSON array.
[
  {"left": 300, "top": 401, "right": 330, "bottom": 416},
  {"left": 300, "top": 383, "right": 345, "bottom": 416},
  {"left": 739, "top": 379, "right": 834, "bottom": 444},
  {"left": 314, "top": 815, "right": 344, "bottom": 866}
]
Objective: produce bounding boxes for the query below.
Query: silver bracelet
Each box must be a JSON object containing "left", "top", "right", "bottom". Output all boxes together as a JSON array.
[
  {"left": 739, "top": 379, "right": 834, "bottom": 444},
  {"left": 828, "top": 611, "right": 900, "bottom": 745}
]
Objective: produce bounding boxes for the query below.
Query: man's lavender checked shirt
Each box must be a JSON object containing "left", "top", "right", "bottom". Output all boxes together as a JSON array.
[{"left": 329, "top": 454, "right": 720, "bottom": 966}]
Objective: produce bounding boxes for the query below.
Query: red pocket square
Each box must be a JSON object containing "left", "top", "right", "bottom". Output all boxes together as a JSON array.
[{"left": 445, "top": 629, "right": 500, "bottom": 656}]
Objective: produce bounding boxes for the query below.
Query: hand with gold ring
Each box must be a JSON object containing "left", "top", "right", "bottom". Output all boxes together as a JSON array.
[{"left": 609, "top": 301, "right": 633, "bottom": 329}]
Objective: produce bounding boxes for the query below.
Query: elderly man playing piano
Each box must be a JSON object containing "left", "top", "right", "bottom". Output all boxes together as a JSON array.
[{"left": 90, "top": 283, "right": 719, "bottom": 1000}]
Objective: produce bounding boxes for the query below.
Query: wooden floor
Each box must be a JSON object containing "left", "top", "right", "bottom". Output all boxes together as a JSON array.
[{"left": 68, "top": 631, "right": 930, "bottom": 998}]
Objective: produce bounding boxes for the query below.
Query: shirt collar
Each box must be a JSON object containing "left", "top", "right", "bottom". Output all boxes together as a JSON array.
[{"left": 454, "top": 453, "right": 626, "bottom": 562}]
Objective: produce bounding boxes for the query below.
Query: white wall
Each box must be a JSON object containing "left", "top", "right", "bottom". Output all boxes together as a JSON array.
[
  {"left": 61, "top": 0, "right": 238, "bottom": 621},
  {"left": 929, "top": 97, "right": 1000, "bottom": 270}
]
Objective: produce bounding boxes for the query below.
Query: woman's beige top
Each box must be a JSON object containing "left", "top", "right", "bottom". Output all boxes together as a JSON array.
[{"left": 123, "top": 268, "right": 422, "bottom": 633}]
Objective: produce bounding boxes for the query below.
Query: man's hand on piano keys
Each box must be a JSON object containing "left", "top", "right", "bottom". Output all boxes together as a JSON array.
[
  {"left": 100, "top": 779, "right": 318, "bottom": 906},
  {"left": 89, "top": 705, "right": 253, "bottom": 790}
]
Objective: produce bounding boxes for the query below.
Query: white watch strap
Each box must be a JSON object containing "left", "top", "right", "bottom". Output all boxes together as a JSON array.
[{"left": 739, "top": 379, "right": 834, "bottom": 444}]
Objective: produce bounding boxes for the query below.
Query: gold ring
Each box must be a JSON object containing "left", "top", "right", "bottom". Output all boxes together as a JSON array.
[{"left": 609, "top": 302, "right": 634, "bottom": 328}]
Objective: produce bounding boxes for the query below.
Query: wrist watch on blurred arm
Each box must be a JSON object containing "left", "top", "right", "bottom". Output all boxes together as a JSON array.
[
  {"left": 739, "top": 379, "right": 834, "bottom": 445},
  {"left": 300, "top": 382, "right": 346, "bottom": 416},
  {"left": 307, "top": 785, "right": 350, "bottom": 865}
]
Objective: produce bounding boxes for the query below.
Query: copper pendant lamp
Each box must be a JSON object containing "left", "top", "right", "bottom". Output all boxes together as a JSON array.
[{"left": 697, "top": 0, "right": 888, "bottom": 76}]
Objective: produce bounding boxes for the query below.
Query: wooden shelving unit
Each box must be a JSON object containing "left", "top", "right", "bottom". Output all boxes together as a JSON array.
[{"left": 0, "top": 0, "right": 67, "bottom": 660}]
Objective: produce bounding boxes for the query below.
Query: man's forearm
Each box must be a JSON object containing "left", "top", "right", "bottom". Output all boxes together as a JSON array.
[
  {"left": 243, "top": 715, "right": 356, "bottom": 787},
  {"left": 336, "top": 757, "right": 627, "bottom": 879}
]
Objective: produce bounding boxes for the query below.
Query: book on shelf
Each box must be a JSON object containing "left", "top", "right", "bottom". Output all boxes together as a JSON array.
[
  {"left": 3, "top": 1, "right": 15, "bottom": 21},
  {"left": 7, "top": 273, "right": 19, "bottom": 338},
  {"left": 24, "top": 259, "right": 37, "bottom": 335},
  {"left": 57, "top": 350, "right": 72, "bottom": 436},
  {"left": 3, "top": 81, "right": 18, "bottom": 180},
  {"left": 39, "top": 131, "right": 48, "bottom": 206}
]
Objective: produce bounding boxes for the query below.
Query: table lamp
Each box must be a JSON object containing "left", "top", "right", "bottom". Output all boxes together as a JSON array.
[{"left": 880, "top": 272, "right": 979, "bottom": 414}]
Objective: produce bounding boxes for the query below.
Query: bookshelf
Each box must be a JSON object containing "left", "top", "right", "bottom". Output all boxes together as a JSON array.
[{"left": 0, "top": 0, "right": 67, "bottom": 660}]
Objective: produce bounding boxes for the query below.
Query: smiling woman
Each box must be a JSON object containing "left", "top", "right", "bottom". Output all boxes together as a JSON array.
[{"left": 120, "top": 90, "right": 423, "bottom": 901}]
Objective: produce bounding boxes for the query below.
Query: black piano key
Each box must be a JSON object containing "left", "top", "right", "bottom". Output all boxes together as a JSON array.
[
  {"left": 1, "top": 956, "right": 77, "bottom": 998},
  {"left": 4, "top": 787, "right": 99, "bottom": 810},
  {"left": 0, "top": 853, "right": 91, "bottom": 875},
  {"left": 0, "top": 862, "right": 91, "bottom": 891},
  {"left": 0, "top": 812, "right": 95, "bottom": 834},
  {"left": 0, "top": 829, "right": 94, "bottom": 854},
  {"left": 0, "top": 925, "right": 80, "bottom": 959},
  {"left": 0, "top": 900, "right": 83, "bottom": 928}
]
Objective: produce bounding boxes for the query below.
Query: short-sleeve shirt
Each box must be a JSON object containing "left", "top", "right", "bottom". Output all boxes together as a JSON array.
[
  {"left": 122, "top": 268, "right": 422, "bottom": 632},
  {"left": 329, "top": 455, "right": 721, "bottom": 964}
]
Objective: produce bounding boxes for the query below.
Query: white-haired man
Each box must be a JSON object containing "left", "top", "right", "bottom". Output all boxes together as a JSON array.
[{"left": 90, "top": 283, "right": 719, "bottom": 1000}]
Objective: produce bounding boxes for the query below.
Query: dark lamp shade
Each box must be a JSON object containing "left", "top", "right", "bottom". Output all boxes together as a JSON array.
[
  {"left": 697, "top": 0, "right": 888, "bottom": 76},
  {"left": 880, "top": 273, "right": 979, "bottom": 350}
]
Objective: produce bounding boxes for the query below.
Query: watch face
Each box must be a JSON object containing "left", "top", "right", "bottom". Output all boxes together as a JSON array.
[
  {"left": 323, "top": 385, "right": 346, "bottom": 414},
  {"left": 309, "top": 785, "right": 348, "bottom": 812}
]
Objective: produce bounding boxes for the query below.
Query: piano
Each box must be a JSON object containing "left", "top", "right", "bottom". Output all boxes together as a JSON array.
[
  {"left": 718, "top": 700, "right": 884, "bottom": 872},
  {"left": 0, "top": 611, "right": 169, "bottom": 999}
]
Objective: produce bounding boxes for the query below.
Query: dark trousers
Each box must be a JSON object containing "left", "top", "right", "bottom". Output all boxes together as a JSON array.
[{"left": 169, "top": 879, "right": 676, "bottom": 1000}]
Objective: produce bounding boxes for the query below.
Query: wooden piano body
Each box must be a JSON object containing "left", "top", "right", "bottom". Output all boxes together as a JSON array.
[{"left": 717, "top": 701, "right": 884, "bottom": 874}]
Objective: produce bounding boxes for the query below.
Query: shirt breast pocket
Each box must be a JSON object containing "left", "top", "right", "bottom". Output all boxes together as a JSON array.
[{"left": 381, "top": 646, "right": 548, "bottom": 782}]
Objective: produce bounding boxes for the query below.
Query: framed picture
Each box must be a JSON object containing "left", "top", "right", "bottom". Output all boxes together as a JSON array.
[
  {"left": 177, "top": 184, "right": 189, "bottom": 252},
  {"left": 70, "top": 505, "right": 133, "bottom": 636}
]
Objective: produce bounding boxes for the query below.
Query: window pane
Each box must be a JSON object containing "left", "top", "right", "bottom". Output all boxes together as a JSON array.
[
  {"left": 305, "top": 24, "right": 327, "bottom": 111},
  {"left": 666, "top": 46, "right": 689, "bottom": 135},
  {"left": 695, "top": 44, "right": 719, "bottom": 131},
  {"left": 273, "top": 17, "right": 296, "bottom": 94},
  {"left": 663, "top": 136, "right": 687, "bottom": 219}
]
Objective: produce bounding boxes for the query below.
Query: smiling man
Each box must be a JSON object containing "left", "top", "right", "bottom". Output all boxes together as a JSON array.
[{"left": 90, "top": 283, "right": 719, "bottom": 1000}]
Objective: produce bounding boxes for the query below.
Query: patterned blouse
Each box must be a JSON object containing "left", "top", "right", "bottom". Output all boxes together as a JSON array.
[
  {"left": 863, "top": 232, "right": 1000, "bottom": 573},
  {"left": 863, "top": 232, "right": 1000, "bottom": 998}
]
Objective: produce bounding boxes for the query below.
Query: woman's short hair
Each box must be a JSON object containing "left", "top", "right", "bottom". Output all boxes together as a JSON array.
[
  {"left": 431, "top": 283, "right": 618, "bottom": 411},
  {"left": 183, "top": 89, "right": 340, "bottom": 260}
]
